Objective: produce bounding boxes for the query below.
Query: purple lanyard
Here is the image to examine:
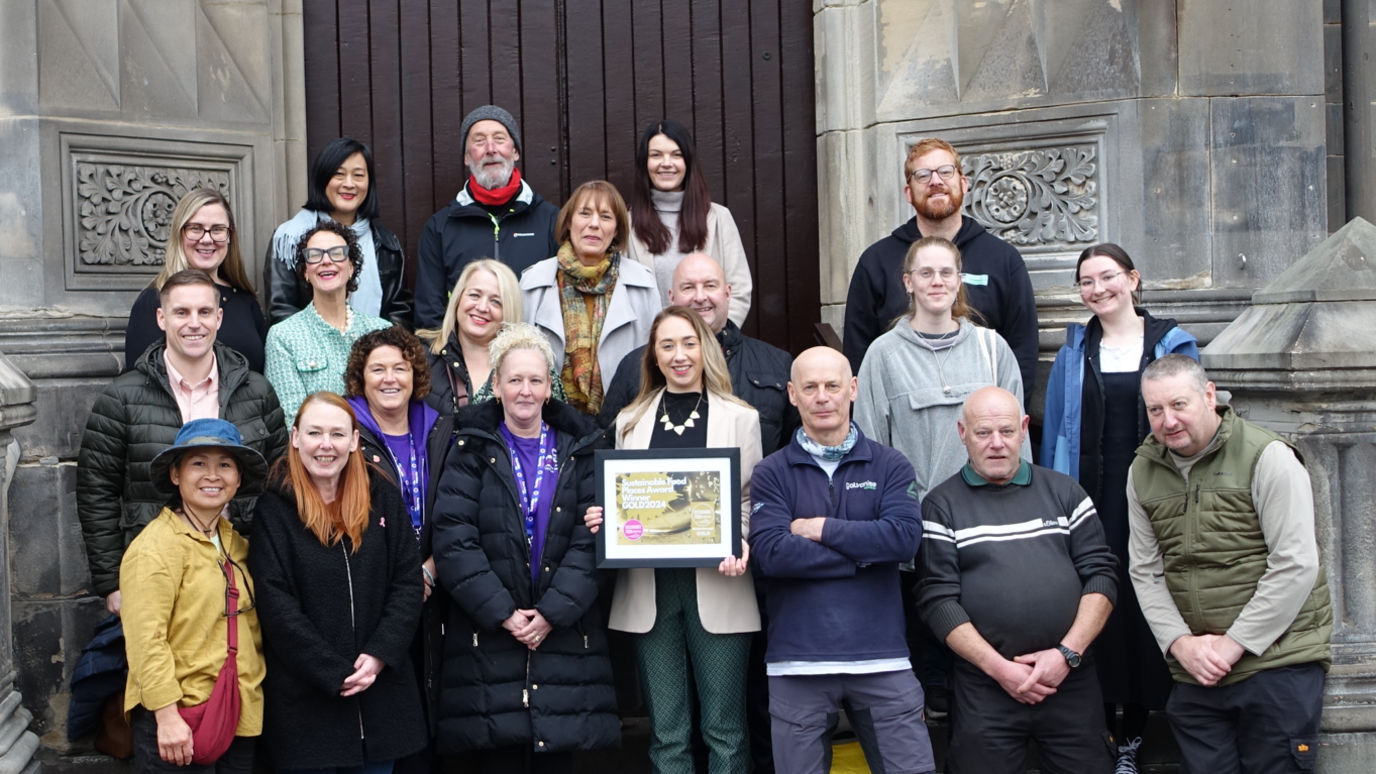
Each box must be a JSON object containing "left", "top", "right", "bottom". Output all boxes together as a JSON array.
[
  {"left": 383, "top": 432, "right": 426, "bottom": 538},
  {"left": 499, "top": 422, "right": 552, "bottom": 541}
]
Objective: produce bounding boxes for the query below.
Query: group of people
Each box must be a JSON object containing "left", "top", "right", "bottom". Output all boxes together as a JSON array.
[{"left": 77, "top": 107, "right": 1331, "bottom": 774}]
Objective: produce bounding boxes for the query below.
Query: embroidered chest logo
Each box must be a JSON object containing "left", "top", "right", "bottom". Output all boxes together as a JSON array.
[{"left": 846, "top": 481, "right": 877, "bottom": 491}]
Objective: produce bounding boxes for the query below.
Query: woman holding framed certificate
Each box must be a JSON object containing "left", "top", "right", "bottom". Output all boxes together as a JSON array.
[{"left": 587, "top": 305, "right": 762, "bottom": 773}]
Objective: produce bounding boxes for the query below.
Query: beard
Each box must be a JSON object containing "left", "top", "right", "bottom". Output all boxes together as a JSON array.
[
  {"left": 468, "top": 154, "right": 516, "bottom": 190},
  {"left": 914, "top": 185, "right": 963, "bottom": 220}
]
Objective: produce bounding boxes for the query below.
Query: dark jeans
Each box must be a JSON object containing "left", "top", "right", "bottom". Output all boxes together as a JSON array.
[
  {"left": 947, "top": 660, "right": 1114, "bottom": 774},
  {"left": 1166, "top": 662, "right": 1324, "bottom": 774},
  {"left": 130, "top": 707, "right": 256, "bottom": 774}
]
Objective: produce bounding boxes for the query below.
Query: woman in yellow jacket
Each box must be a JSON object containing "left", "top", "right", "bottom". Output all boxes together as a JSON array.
[
  {"left": 588, "top": 305, "right": 762, "bottom": 774},
  {"left": 120, "top": 418, "right": 268, "bottom": 773}
]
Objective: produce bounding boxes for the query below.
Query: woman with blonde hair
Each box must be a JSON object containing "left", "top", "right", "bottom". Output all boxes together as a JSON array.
[
  {"left": 124, "top": 188, "right": 268, "bottom": 372},
  {"left": 585, "top": 305, "right": 760, "bottom": 773},
  {"left": 249, "top": 392, "right": 425, "bottom": 773},
  {"left": 417, "top": 259, "right": 565, "bottom": 413},
  {"left": 431, "top": 323, "right": 617, "bottom": 772},
  {"left": 521, "top": 180, "right": 661, "bottom": 416}
]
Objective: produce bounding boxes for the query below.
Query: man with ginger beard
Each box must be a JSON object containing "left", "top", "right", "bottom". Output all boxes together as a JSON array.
[
  {"left": 917, "top": 387, "right": 1117, "bottom": 773},
  {"left": 842, "top": 138, "right": 1038, "bottom": 399},
  {"left": 415, "top": 105, "right": 560, "bottom": 328}
]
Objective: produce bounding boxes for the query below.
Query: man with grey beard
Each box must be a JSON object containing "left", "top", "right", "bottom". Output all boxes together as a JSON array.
[{"left": 415, "top": 105, "right": 560, "bottom": 328}]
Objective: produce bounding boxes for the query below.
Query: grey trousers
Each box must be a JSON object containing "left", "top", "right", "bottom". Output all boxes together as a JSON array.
[{"left": 767, "top": 669, "right": 936, "bottom": 774}]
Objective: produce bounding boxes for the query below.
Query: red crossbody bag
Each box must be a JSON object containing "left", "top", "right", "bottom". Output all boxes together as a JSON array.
[{"left": 177, "top": 558, "right": 242, "bottom": 765}]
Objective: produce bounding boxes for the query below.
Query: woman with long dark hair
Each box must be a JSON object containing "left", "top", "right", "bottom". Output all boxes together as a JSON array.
[
  {"left": 249, "top": 392, "right": 425, "bottom": 774},
  {"left": 124, "top": 188, "right": 268, "bottom": 372},
  {"left": 266, "top": 137, "right": 413, "bottom": 327},
  {"left": 1043, "top": 243, "right": 1199, "bottom": 772},
  {"left": 627, "top": 120, "right": 752, "bottom": 326}
]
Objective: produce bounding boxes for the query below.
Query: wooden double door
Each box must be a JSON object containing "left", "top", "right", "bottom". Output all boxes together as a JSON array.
[{"left": 303, "top": 0, "right": 819, "bottom": 353}]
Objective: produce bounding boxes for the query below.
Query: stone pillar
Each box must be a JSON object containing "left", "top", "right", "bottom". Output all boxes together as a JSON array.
[
  {"left": 1204, "top": 217, "right": 1376, "bottom": 772},
  {"left": 0, "top": 353, "right": 41, "bottom": 774}
]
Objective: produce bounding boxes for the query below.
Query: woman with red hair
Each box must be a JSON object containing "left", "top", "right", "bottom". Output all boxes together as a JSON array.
[{"left": 249, "top": 392, "right": 425, "bottom": 774}]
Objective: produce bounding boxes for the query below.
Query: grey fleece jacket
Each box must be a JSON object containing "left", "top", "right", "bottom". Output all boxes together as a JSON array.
[{"left": 854, "top": 317, "right": 1030, "bottom": 507}]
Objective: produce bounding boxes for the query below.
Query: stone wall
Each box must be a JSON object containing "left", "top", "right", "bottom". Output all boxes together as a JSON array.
[
  {"left": 0, "top": 0, "right": 306, "bottom": 753},
  {"left": 814, "top": 0, "right": 1332, "bottom": 406}
]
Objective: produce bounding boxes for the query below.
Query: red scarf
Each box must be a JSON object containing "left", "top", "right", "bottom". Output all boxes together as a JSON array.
[{"left": 468, "top": 166, "right": 523, "bottom": 206}]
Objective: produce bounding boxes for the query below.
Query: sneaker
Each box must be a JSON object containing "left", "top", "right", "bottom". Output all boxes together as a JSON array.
[
  {"left": 1115, "top": 736, "right": 1142, "bottom": 774},
  {"left": 924, "top": 684, "right": 950, "bottom": 719}
]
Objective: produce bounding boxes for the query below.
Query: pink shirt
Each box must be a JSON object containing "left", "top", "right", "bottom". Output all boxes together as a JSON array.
[{"left": 164, "top": 351, "right": 220, "bottom": 423}]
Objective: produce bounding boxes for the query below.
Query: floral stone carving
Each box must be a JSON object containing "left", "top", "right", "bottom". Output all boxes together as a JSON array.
[
  {"left": 961, "top": 145, "right": 1098, "bottom": 248},
  {"left": 76, "top": 163, "right": 231, "bottom": 267}
]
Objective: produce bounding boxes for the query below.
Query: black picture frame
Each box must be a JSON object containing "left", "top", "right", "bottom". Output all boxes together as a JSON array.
[{"left": 594, "top": 447, "right": 742, "bottom": 568}]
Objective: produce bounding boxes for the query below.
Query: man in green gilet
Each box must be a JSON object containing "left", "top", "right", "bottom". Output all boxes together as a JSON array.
[{"left": 1128, "top": 355, "right": 1331, "bottom": 772}]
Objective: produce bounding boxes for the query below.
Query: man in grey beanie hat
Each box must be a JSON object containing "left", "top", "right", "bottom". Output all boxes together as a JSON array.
[{"left": 415, "top": 104, "right": 559, "bottom": 328}]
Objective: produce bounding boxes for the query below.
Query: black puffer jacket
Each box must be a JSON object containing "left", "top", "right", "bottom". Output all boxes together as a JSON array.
[
  {"left": 249, "top": 469, "right": 426, "bottom": 769},
  {"left": 423, "top": 333, "right": 478, "bottom": 419},
  {"left": 76, "top": 341, "right": 288, "bottom": 597},
  {"left": 599, "top": 320, "right": 799, "bottom": 455},
  {"left": 265, "top": 219, "right": 414, "bottom": 327},
  {"left": 357, "top": 409, "right": 456, "bottom": 731},
  {"left": 431, "top": 399, "right": 619, "bottom": 754},
  {"left": 414, "top": 180, "right": 560, "bottom": 328}
]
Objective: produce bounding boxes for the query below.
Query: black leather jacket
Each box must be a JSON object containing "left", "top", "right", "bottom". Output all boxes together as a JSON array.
[{"left": 265, "top": 219, "right": 414, "bottom": 328}]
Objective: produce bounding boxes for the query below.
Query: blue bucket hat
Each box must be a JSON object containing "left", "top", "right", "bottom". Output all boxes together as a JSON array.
[{"left": 149, "top": 418, "right": 268, "bottom": 496}]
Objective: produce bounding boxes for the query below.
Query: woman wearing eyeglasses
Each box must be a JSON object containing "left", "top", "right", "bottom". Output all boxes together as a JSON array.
[
  {"left": 265, "top": 221, "right": 391, "bottom": 426},
  {"left": 266, "top": 137, "right": 414, "bottom": 328},
  {"left": 1042, "top": 243, "right": 1198, "bottom": 770},
  {"left": 124, "top": 188, "right": 269, "bottom": 373},
  {"left": 249, "top": 392, "right": 425, "bottom": 774},
  {"left": 121, "top": 418, "right": 268, "bottom": 773}
]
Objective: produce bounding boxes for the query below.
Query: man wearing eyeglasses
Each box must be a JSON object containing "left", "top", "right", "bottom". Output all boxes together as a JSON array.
[
  {"left": 78, "top": 269, "right": 288, "bottom": 616},
  {"left": 842, "top": 138, "right": 1038, "bottom": 401}
]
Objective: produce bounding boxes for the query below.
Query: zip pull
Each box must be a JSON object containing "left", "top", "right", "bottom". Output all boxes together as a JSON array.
[
  {"left": 522, "top": 689, "right": 530, "bottom": 708},
  {"left": 472, "top": 632, "right": 479, "bottom": 646},
  {"left": 1194, "top": 485, "right": 1200, "bottom": 504},
  {"left": 584, "top": 635, "right": 589, "bottom": 650}
]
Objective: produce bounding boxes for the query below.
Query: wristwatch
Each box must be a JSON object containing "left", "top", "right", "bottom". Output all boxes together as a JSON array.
[{"left": 1056, "top": 644, "right": 1082, "bottom": 668}]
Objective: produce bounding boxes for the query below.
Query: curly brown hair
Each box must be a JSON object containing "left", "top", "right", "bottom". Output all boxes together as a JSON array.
[
  {"left": 294, "top": 218, "right": 364, "bottom": 296},
  {"left": 343, "top": 325, "right": 432, "bottom": 401}
]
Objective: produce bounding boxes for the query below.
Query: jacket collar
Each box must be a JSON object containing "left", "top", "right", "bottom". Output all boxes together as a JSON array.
[
  {"left": 1137, "top": 404, "right": 1236, "bottom": 467},
  {"left": 454, "top": 177, "right": 536, "bottom": 209},
  {"left": 136, "top": 341, "right": 249, "bottom": 404},
  {"left": 717, "top": 320, "right": 743, "bottom": 352},
  {"left": 783, "top": 425, "right": 875, "bottom": 468}
]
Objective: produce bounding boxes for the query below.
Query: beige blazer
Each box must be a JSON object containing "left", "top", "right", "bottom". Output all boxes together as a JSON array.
[{"left": 608, "top": 388, "right": 763, "bottom": 634}]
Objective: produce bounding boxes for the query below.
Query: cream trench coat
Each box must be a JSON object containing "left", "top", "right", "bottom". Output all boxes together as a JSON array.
[{"left": 608, "top": 388, "right": 763, "bottom": 634}]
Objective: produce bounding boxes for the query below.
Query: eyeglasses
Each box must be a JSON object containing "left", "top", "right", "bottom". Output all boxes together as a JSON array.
[
  {"left": 184, "top": 224, "right": 232, "bottom": 243},
  {"left": 221, "top": 555, "right": 256, "bottom": 618},
  {"left": 1076, "top": 271, "right": 1126, "bottom": 291},
  {"left": 303, "top": 246, "right": 350, "bottom": 264},
  {"left": 911, "top": 267, "right": 959, "bottom": 281},
  {"left": 908, "top": 165, "right": 959, "bottom": 185}
]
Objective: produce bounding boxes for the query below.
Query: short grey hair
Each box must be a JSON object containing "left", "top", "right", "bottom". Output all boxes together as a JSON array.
[
  {"left": 489, "top": 322, "right": 557, "bottom": 380},
  {"left": 1141, "top": 354, "right": 1209, "bottom": 395}
]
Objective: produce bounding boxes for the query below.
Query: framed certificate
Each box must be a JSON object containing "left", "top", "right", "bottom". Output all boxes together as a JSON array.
[{"left": 594, "top": 448, "right": 742, "bottom": 568}]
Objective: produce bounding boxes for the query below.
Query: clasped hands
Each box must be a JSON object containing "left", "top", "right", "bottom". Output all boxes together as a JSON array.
[
  {"left": 1169, "top": 633, "right": 1246, "bottom": 686},
  {"left": 503, "top": 609, "right": 552, "bottom": 651},
  {"left": 985, "top": 648, "right": 1072, "bottom": 705}
]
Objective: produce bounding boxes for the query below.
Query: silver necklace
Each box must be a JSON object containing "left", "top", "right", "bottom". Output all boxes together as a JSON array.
[
  {"left": 660, "top": 393, "right": 703, "bottom": 435},
  {"left": 932, "top": 346, "right": 955, "bottom": 394}
]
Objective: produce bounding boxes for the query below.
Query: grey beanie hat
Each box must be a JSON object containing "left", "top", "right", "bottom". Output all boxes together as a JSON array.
[{"left": 460, "top": 105, "right": 522, "bottom": 156}]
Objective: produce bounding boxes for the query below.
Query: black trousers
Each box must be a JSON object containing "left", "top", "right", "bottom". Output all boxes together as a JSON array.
[
  {"left": 1166, "top": 662, "right": 1325, "bottom": 774},
  {"left": 947, "top": 659, "right": 1114, "bottom": 774},
  {"left": 471, "top": 746, "right": 573, "bottom": 774},
  {"left": 130, "top": 707, "right": 256, "bottom": 774}
]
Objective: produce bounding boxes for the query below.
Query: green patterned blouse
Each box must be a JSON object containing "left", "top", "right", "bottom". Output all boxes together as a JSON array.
[{"left": 265, "top": 302, "right": 391, "bottom": 426}]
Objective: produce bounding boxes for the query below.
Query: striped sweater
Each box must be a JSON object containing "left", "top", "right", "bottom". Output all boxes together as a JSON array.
[{"left": 916, "top": 460, "right": 1118, "bottom": 660}]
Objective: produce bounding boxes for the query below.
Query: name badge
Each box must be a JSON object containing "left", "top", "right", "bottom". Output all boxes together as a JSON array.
[{"left": 962, "top": 273, "right": 989, "bottom": 286}]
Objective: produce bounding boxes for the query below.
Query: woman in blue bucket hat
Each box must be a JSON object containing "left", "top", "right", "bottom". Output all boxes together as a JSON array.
[{"left": 120, "top": 417, "right": 268, "bottom": 773}]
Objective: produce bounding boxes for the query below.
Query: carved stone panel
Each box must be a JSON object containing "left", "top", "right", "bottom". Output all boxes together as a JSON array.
[
  {"left": 59, "top": 132, "right": 254, "bottom": 292},
  {"left": 961, "top": 144, "right": 1099, "bottom": 249},
  {"left": 74, "top": 163, "right": 230, "bottom": 269}
]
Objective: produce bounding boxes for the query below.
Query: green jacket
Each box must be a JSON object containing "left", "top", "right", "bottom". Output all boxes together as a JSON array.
[
  {"left": 1131, "top": 406, "right": 1332, "bottom": 685},
  {"left": 77, "top": 341, "right": 288, "bottom": 597}
]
